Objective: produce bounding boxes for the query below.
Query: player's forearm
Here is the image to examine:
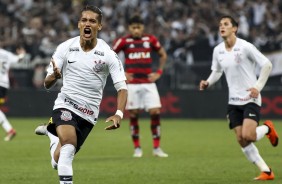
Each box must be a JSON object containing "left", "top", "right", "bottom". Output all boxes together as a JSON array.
[
  {"left": 44, "top": 74, "right": 58, "bottom": 89},
  {"left": 116, "top": 89, "right": 128, "bottom": 113},
  {"left": 206, "top": 70, "right": 223, "bottom": 87},
  {"left": 158, "top": 47, "right": 167, "bottom": 70},
  {"left": 254, "top": 61, "right": 272, "bottom": 91}
]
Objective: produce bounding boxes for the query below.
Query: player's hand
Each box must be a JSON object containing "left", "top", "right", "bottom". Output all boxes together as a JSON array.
[
  {"left": 16, "top": 47, "right": 26, "bottom": 59},
  {"left": 148, "top": 72, "right": 161, "bottom": 82},
  {"left": 51, "top": 59, "right": 62, "bottom": 79},
  {"left": 16, "top": 47, "right": 26, "bottom": 55},
  {"left": 199, "top": 80, "right": 209, "bottom": 91},
  {"left": 125, "top": 72, "right": 133, "bottom": 82},
  {"left": 247, "top": 87, "right": 259, "bottom": 98},
  {"left": 104, "top": 115, "right": 121, "bottom": 130}
]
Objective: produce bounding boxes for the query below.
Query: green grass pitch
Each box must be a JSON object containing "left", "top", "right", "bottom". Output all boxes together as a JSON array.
[{"left": 0, "top": 118, "right": 281, "bottom": 184}]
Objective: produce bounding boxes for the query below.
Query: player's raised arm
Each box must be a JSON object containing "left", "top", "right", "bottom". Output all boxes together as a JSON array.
[{"left": 44, "top": 58, "right": 62, "bottom": 89}]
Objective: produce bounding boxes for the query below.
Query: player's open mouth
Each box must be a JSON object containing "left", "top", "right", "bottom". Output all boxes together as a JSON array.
[{"left": 84, "top": 28, "right": 92, "bottom": 38}]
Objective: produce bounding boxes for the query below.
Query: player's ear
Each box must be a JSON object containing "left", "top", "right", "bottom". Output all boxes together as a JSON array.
[{"left": 98, "top": 24, "right": 102, "bottom": 31}]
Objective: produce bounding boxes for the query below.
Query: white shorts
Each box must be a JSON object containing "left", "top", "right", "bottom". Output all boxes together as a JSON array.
[{"left": 126, "top": 83, "right": 161, "bottom": 111}]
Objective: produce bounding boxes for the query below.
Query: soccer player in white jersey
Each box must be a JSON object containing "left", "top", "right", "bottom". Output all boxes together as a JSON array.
[
  {"left": 199, "top": 15, "right": 278, "bottom": 180},
  {"left": 0, "top": 47, "right": 25, "bottom": 141},
  {"left": 34, "top": 5, "right": 127, "bottom": 184}
]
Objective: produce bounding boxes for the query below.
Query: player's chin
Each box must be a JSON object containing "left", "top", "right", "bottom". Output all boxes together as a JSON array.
[{"left": 82, "top": 34, "right": 93, "bottom": 41}]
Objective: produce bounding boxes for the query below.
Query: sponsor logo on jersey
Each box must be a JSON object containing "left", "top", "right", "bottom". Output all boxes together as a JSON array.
[
  {"left": 67, "top": 60, "right": 77, "bottom": 64},
  {"left": 69, "top": 47, "right": 79, "bottom": 52},
  {"left": 229, "top": 96, "right": 251, "bottom": 102},
  {"left": 128, "top": 52, "right": 150, "bottom": 59},
  {"left": 234, "top": 48, "right": 240, "bottom": 51},
  {"left": 60, "top": 110, "right": 72, "bottom": 121},
  {"left": 94, "top": 50, "right": 104, "bottom": 56},
  {"left": 93, "top": 60, "right": 106, "bottom": 72},
  {"left": 219, "top": 50, "right": 225, "bottom": 54},
  {"left": 64, "top": 98, "right": 94, "bottom": 115}
]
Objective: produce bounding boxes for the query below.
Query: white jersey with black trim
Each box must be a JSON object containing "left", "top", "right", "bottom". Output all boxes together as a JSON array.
[
  {"left": 0, "top": 49, "right": 19, "bottom": 89},
  {"left": 211, "top": 37, "right": 271, "bottom": 106},
  {"left": 47, "top": 36, "right": 126, "bottom": 125}
]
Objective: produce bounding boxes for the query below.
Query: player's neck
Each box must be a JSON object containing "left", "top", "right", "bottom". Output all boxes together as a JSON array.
[
  {"left": 80, "top": 38, "right": 97, "bottom": 52},
  {"left": 223, "top": 35, "right": 236, "bottom": 51}
]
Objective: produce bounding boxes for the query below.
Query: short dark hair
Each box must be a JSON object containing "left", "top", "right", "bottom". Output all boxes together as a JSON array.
[
  {"left": 128, "top": 15, "right": 144, "bottom": 25},
  {"left": 81, "top": 5, "right": 103, "bottom": 23},
  {"left": 220, "top": 15, "right": 238, "bottom": 28}
]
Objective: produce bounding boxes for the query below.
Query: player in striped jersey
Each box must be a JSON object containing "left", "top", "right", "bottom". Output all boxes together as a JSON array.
[
  {"left": 199, "top": 15, "right": 278, "bottom": 180},
  {"left": 35, "top": 6, "right": 127, "bottom": 184},
  {"left": 113, "top": 15, "right": 168, "bottom": 157}
]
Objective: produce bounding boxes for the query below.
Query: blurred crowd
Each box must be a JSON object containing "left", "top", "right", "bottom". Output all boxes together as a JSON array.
[{"left": 1, "top": 0, "right": 282, "bottom": 89}]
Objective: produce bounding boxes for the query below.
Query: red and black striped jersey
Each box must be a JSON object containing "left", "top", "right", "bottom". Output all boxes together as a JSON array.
[{"left": 113, "top": 34, "right": 161, "bottom": 84}]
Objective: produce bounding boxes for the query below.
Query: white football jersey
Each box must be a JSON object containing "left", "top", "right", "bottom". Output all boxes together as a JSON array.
[
  {"left": 211, "top": 38, "right": 270, "bottom": 106},
  {"left": 47, "top": 36, "right": 126, "bottom": 124},
  {"left": 0, "top": 49, "right": 19, "bottom": 89}
]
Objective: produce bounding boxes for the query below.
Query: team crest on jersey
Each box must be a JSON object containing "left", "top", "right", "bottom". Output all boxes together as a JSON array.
[
  {"left": 129, "top": 44, "right": 135, "bottom": 48},
  {"left": 93, "top": 60, "right": 105, "bottom": 72},
  {"left": 234, "top": 53, "right": 242, "bottom": 63},
  {"left": 94, "top": 50, "right": 104, "bottom": 56},
  {"left": 60, "top": 110, "right": 72, "bottom": 121},
  {"left": 143, "top": 41, "right": 150, "bottom": 48}
]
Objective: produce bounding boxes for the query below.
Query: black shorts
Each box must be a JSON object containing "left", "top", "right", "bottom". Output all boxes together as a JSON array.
[
  {"left": 227, "top": 103, "right": 261, "bottom": 129},
  {"left": 47, "top": 108, "right": 94, "bottom": 152},
  {"left": 0, "top": 86, "right": 7, "bottom": 105}
]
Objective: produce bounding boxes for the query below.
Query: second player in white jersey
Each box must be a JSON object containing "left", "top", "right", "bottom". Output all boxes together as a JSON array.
[
  {"left": 199, "top": 15, "right": 278, "bottom": 181},
  {"left": 47, "top": 36, "right": 126, "bottom": 124},
  {"left": 0, "top": 49, "right": 21, "bottom": 89},
  {"left": 0, "top": 47, "right": 25, "bottom": 141},
  {"left": 210, "top": 38, "right": 271, "bottom": 106}
]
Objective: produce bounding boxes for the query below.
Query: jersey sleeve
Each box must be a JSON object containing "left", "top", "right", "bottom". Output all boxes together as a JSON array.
[
  {"left": 107, "top": 50, "right": 127, "bottom": 84},
  {"left": 210, "top": 47, "right": 223, "bottom": 72},
  {"left": 6, "top": 51, "right": 19, "bottom": 64},
  {"left": 150, "top": 35, "right": 162, "bottom": 51},
  {"left": 46, "top": 43, "right": 67, "bottom": 75},
  {"left": 246, "top": 43, "right": 270, "bottom": 67},
  {"left": 112, "top": 38, "right": 125, "bottom": 53}
]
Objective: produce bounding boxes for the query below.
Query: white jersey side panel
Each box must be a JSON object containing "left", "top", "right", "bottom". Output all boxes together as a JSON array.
[
  {"left": 0, "top": 49, "right": 19, "bottom": 89},
  {"left": 211, "top": 38, "right": 270, "bottom": 106},
  {"left": 48, "top": 36, "right": 126, "bottom": 124}
]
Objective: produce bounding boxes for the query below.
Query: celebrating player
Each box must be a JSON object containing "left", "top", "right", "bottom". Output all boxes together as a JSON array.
[
  {"left": 0, "top": 47, "right": 25, "bottom": 141},
  {"left": 113, "top": 15, "right": 168, "bottom": 157},
  {"left": 199, "top": 15, "right": 278, "bottom": 180},
  {"left": 34, "top": 5, "right": 127, "bottom": 184}
]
